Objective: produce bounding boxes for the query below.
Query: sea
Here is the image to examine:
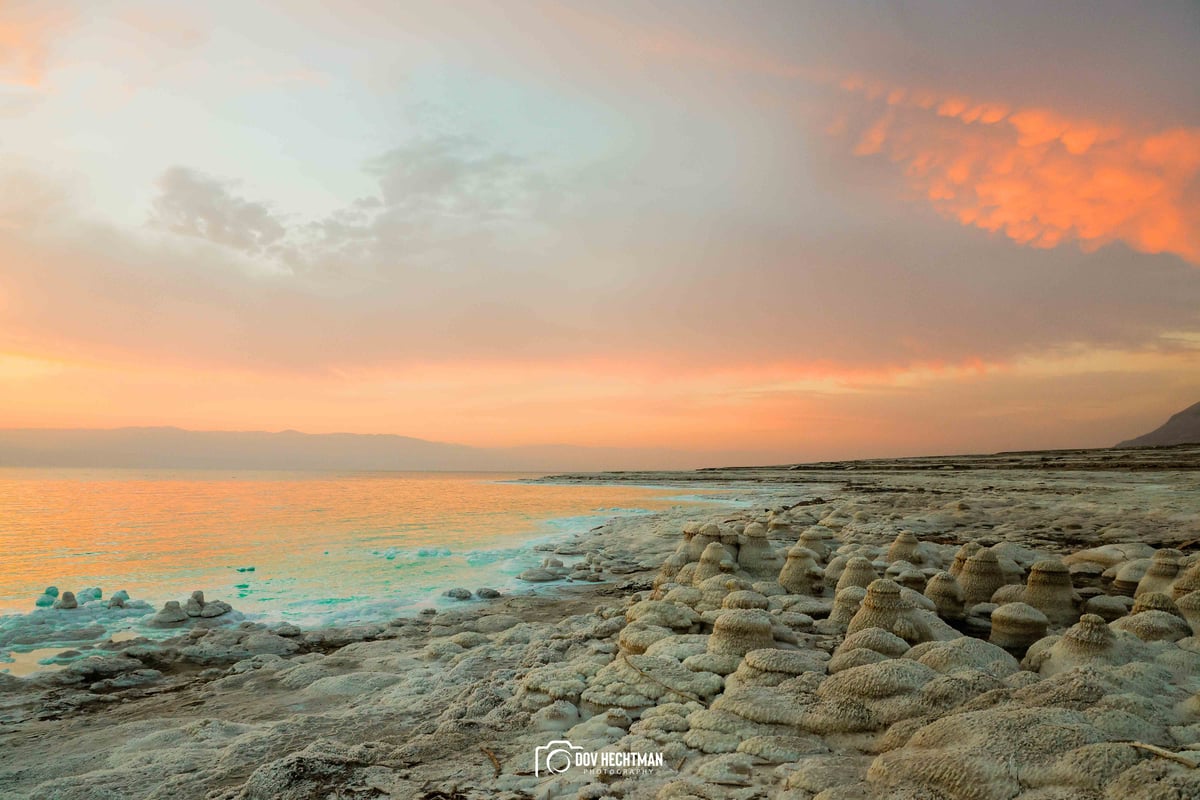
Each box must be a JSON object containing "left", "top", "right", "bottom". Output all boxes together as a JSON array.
[{"left": 0, "top": 469, "right": 728, "bottom": 633}]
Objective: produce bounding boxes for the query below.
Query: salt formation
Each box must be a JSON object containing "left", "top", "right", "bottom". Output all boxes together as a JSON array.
[
  {"left": 10, "top": 468, "right": 1200, "bottom": 800},
  {"left": 1085, "top": 593, "right": 1132, "bottom": 621},
  {"left": 885, "top": 530, "right": 920, "bottom": 564},
  {"left": 696, "top": 575, "right": 750, "bottom": 612},
  {"left": 828, "top": 586, "right": 867, "bottom": 628},
  {"left": 1135, "top": 548, "right": 1182, "bottom": 597},
  {"left": 923, "top": 571, "right": 965, "bottom": 620},
  {"left": 948, "top": 541, "right": 981, "bottom": 578},
  {"left": 579, "top": 654, "right": 723, "bottom": 717},
  {"left": 834, "top": 556, "right": 878, "bottom": 594},
  {"left": 150, "top": 600, "right": 188, "bottom": 626},
  {"left": 677, "top": 523, "right": 703, "bottom": 560},
  {"left": 829, "top": 627, "right": 909, "bottom": 672},
  {"left": 1177, "top": 591, "right": 1200, "bottom": 634},
  {"left": 958, "top": 549, "right": 1009, "bottom": 605},
  {"left": 705, "top": 609, "right": 777, "bottom": 657},
  {"left": 989, "top": 602, "right": 1049, "bottom": 653},
  {"left": 777, "top": 545, "right": 823, "bottom": 595},
  {"left": 185, "top": 590, "right": 206, "bottom": 616},
  {"left": 736, "top": 522, "right": 781, "bottom": 579},
  {"left": 823, "top": 554, "right": 848, "bottom": 585},
  {"left": 692, "top": 522, "right": 722, "bottom": 559},
  {"left": 1172, "top": 561, "right": 1200, "bottom": 599},
  {"left": 1111, "top": 558, "right": 1151, "bottom": 596},
  {"left": 720, "top": 590, "right": 768, "bottom": 610},
  {"left": 1111, "top": 608, "right": 1192, "bottom": 642},
  {"left": 846, "top": 579, "right": 933, "bottom": 644},
  {"left": 1130, "top": 591, "right": 1183, "bottom": 619},
  {"left": 34, "top": 587, "right": 59, "bottom": 607},
  {"left": 797, "top": 525, "right": 835, "bottom": 560},
  {"left": 1021, "top": 559, "right": 1081, "bottom": 626},
  {"left": 723, "top": 648, "right": 825, "bottom": 692},
  {"left": 692, "top": 542, "right": 736, "bottom": 585},
  {"left": 1024, "top": 613, "right": 1122, "bottom": 675}
]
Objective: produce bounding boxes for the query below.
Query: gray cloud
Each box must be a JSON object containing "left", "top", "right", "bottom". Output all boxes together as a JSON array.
[
  {"left": 150, "top": 167, "right": 287, "bottom": 255},
  {"left": 4, "top": 156, "right": 1199, "bottom": 377},
  {"left": 6, "top": 0, "right": 1200, "bottom": 376},
  {"left": 156, "top": 135, "right": 557, "bottom": 275}
]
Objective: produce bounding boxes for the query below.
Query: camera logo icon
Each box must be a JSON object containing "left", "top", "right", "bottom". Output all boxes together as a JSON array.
[{"left": 534, "top": 739, "right": 584, "bottom": 777}]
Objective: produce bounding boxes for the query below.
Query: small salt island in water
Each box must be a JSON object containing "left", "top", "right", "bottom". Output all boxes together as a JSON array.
[{"left": 2, "top": 446, "right": 1199, "bottom": 798}]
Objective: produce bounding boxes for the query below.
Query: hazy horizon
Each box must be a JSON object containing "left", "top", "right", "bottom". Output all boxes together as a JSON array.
[
  {"left": 0, "top": 412, "right": 1189, "bottom": 473},
  {"left": 2, "top": 2, "right": 1198, "bottom": 461}
]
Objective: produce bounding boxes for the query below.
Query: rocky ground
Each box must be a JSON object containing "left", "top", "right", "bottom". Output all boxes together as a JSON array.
[{"left": 2, "top": 446, "right": 1199, "bottom": 799}]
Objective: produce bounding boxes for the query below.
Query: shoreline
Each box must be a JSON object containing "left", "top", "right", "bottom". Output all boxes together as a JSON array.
[
  {"left": 0, "top": 477, "right": 772, "bottom": 672},
  {"left": 0, "top": 482, "right": 784, "bottom": 678},
  {"left": 1, "top": 459, "right": 1198, "bottom": 798}
]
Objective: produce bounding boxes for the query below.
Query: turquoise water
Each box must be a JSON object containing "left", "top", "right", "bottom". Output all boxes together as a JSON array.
[{"left": 0, "top": 469, "right": 716, "bottom": 631}]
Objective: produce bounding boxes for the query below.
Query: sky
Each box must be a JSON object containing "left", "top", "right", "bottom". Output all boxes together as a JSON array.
[{"left": 1, "top": 0, "right": 1198, "bottom": 466}]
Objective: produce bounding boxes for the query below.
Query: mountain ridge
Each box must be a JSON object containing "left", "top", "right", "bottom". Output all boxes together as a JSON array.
[
  {"left": 0, "top": 426, "right": 709, "bottom": 472},
  {"left": 1116, "top": 401, "right": 1200, "bottom": 448}
]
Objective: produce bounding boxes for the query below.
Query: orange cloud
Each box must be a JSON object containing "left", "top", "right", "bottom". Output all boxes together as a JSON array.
[
  {"left": 0, "top": 2, "right": 70, "bottom": 87},
  {"left": 1, "top": 344, "right": 1195, "bottom": 462},
  {"left": 831, "top": 75, "right": 1200, "bottom": 265}
]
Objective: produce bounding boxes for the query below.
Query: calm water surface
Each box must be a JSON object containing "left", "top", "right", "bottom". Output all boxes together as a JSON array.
[{"left": 0, "top": 469, "right": 711, "bottom": 623}]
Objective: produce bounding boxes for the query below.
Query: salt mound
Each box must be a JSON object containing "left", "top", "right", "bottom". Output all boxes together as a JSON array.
[
  {"left": 581, "top": 654, "right": 723, "bottom": 716},
  {"left": 778, "top": 545, "right": 823, "bottom": 595},
  {"left": 737, "top": 522, "right": 782, "bottom": 580},
  {"left": 1023, "top": 560, "right": 1081, "bottom": 627},
  {"left": 959, "top": 549, "right": 1010, "bottom": 605},
  {"left": 847, "top": 579, "right": 934, "bottom": 645}
]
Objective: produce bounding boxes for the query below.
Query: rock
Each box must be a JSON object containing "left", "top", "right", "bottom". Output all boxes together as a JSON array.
[
  {"left": 199, "top": 600, "right": 233, "bottom": 618},
  {"left": 90, "top": 669, "right": 162, "bottom": 692},
  {"left": 237, "top": 740, "right": 379, "bottom": 800},
  {"left": 272, "top": 622, "right": 303, "bottom": 637},
  {"left": 442, "top": 587, "right": 472, "bottom": 600},
  {"left": 1085, "top": 593, "right": 1132, "bottom": 621},
  {"left": 518, "top": 568, "right": 557, "bottom": 582},
  {"left": 185, "top": 590, "right": 206, "bottom": 617},
  {"left": 150, "top": 600, "right": 189, "bottom": 626},
  {"left": 476, "top": 587, "right": 501, "bottom": 599},
  {"left": 76, "top": 587, "right": 103, "bottom": 604},
  {"left": 52, "top": 591, "right": 78, "bottom": 610},
  {"left": 471, "top": 614, "right": 522, "bottom": 633}
]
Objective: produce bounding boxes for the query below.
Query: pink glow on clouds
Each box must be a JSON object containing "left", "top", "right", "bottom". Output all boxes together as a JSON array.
[
  {"left": 0, "top": 1, "right": 1197, "bottom": 461},
  {"left": 831, "top": 75, "right": 1200, "bottom": 264}
]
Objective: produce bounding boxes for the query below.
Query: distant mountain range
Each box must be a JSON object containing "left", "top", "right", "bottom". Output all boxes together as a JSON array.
[
  {"left": 0, "top": 427, "right": 707, "bottom": 472},
  {"left": 1117, "top": 401, "right": 1200, "bottom": 448}
]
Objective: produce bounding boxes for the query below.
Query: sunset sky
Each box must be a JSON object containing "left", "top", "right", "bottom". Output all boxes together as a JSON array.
[{"left": 1, "top": 1, "right": 1198, "bottom": 465}]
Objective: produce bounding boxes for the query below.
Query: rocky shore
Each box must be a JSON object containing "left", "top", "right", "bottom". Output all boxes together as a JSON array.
[{"left": 2, "top": 451, "right": 1199, "bottom": 799}]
